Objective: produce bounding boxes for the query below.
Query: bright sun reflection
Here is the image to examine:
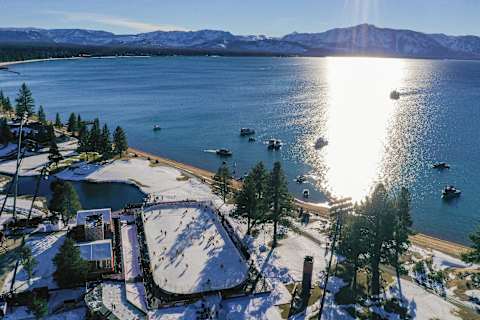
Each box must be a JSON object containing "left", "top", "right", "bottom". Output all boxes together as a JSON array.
[{"left": 322, "top": 57, "right": 406, "bottom": 200}]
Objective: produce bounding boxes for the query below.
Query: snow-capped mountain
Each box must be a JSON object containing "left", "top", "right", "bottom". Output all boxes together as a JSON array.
[{"left": 1, "top": 24, "right": 480, "bottom": 59}]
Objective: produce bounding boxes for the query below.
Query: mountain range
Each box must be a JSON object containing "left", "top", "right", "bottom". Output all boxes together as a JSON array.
[{"left": 1, "top": 24, "right": 480, "bottom": 59}]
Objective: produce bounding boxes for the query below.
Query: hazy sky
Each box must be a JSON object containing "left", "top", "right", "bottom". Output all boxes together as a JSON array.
[{"left": 1, "top": 0, "right": 479, "bottom": 36}]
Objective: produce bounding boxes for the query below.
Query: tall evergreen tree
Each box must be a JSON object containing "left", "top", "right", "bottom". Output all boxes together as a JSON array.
[
  {"left": 54, "top": 112, "right": 62, "bottom": 128},
  {"left": 37, "top": 105, "right": 46, "bottom": 124},
  {"left": 77, "top": 124, "right": 89, "bottom": 153},
  {"left": 0, "top": 90, "right": 5, "bottom": 112},
  {"left": 48, "top": 181, "right": 82, "bottom": 224},
  {"left": 234, "top": 162, "right": 268, "bottom": 234},
  {"left": 212, "top": 164, "right": 231, "bottom": 202},
  {"left": 20, "top": 245, "right": 38, "bottom": 284},
  {"left": 48, "top": 139, "right": 63, "bottom": 166},
  {"left": 15, "top": 83, "right": 35, "bottom": 116},
  {"left": 67, "top": 112, "right": 77, "bottom": 133},
  {"left": 30, "top": 297, "right": 48, "bottom": 319},
  {"left": 391, "top": 187, "right": 413, "bottom": 298},
  {"left": 88, "top": 118, "right": 101, "bottom": 152},
  {"left": 100, "top": 124, "right": 113, "bottom": 159},
  {"left": 462, "top": 228, "right": 480, "bottom": 264},
  {"left": 358, "top": 183, "right": 396, "bottom": 297},
  {"left": 338, "top": 214, "right": 368, "bottom": 296},
  {"left": 53, "top": 238, "right": 89, "bottom": 287},
  {"left": 0, "top": 119, "right": 13, "bottom": 145},
  {"left": 4, "top": 97, "right": 13, "bottom": 112},
  {"left": 266, "top": 162, "right": 293, "bottom": 247},
  {"left": 113, "top": 126, "right": 128, "bottom": 156}
]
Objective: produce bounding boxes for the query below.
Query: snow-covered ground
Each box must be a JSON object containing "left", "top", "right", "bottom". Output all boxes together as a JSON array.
[
  {"left": 0, "top": 195, "right": 45, "bottom": 227},
  {"left": 142, "top": 203, "right": 249, "bottom": 294},
  {"left": 0, "top": 143, "right": 17, "bottom": 158},
  {"left": 387, "top": 279, "right": 462, "bottom": 320},
  {"left": 2, "top": 232, "right": 65, "bottom": 293},
  {"left": 101, "top": 281, "right": 146, "bottom": 320},
  {"left": 0, "top": 151, "right": 75, "bottom": 176},
  {"left": 121, "top": 222, "right": 148, "bottom": 312},
  {"left": 56, "top": 158, "right": 213, "bottom": 200}
]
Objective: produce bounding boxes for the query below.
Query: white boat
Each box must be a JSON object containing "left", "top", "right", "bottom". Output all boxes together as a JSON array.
[
  {"left": 267, "top": 139, "right": 282, "bottom": 150},
  {"left": 153, "top": 125, "right": 161, "bottom": 131},
  {"left": 216, "top": 148, "right": 233, "bottom": 156},
  {"left": 302, "top": 189, "right": 310, "bottom": 198}
]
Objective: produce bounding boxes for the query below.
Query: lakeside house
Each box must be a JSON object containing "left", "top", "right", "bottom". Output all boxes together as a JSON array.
[{"left": 76, "top": 208, "right": 112, "bottom": 233}]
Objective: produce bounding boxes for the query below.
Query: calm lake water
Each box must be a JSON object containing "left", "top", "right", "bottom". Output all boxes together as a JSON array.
[{"left": 1, "top": 56, "right": 480, "bottom": 244}]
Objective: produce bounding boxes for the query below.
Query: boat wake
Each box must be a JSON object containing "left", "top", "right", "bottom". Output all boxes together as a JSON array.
[{"left": 203, "top": 149, "right": 217, "bottom": 153}]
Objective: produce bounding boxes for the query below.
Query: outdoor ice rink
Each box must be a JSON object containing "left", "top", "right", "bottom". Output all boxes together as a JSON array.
[{"left": 143, "top": 203, "right": 249, "bottom": 294}]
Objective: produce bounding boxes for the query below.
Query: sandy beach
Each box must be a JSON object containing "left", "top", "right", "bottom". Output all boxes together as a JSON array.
[{"left": 128, "top": 147, "right": 470, "bottom": 258}]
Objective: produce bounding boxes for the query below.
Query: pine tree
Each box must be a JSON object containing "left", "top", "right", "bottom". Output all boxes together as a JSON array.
[
  {"left": 46, "top": 124, "right": 55, "bottom": 143},
  {"left": 212, "top": 164, "right": 231, "bottom": 202},
  {"left": 358, "top": 183, "right": 396, "bottom": 297},
  {"left": 462, "top": 228, "right": 480, "bottom": 263},
  {"left": 77, "top": 124, "right": 89, "bottom": 153},
  {"left": 54, "top": 112, "right": 62, "bottom": 128},
  {"left": 76, "top": 114, "right": 82, "bottom": 131},
  {"left": 30, "top": 296, "right": 48, "bottom": 319},
  {"left": 37, "top": 105, "right": 46, "bottom": 124},
  {"left": 266, "top": 162, "right": 293, "bottom": 247},
  {"left": 53, "top": 238, "right": 89, "bottom": 287},
  {"left": 88, "top": 118, "right": 101, "bottom": 152},
  {"left": 48, "top": 139, "right": 63, "bottom": 166},
  {"left": 67, "top": 112, "right": 77, "bottom": 133},
  {"left": 20, "top": 245, "right": 38, "bottom": 284},
  {"left": 0, "top": 90, "right": 5, "bottom": 112},
  {"left": 4, "top": 97, "right": 13, "bottom": 112},
  {"left": 0, "top": 119, "right": 13, "bottom": 145},
  {"left": 234, "top": 162, "right": 268, "bottom": 234},
  {"left": 338, "top": 214, "right": 368, "bottom": 297},
  {"left": 391, "top": 187, "right": 413, "bottom": 297},
  {"left": 15, "top": 83, "right": 35, "bottom": 116},
  {"left": 48, "top": 181, "right": 82, "bottom": 224},
  {"left": 100, "top": 124, "right": 113, "bottom": 159},
  {"left": 113, "top": 126, "right": 128, "bottom": 156}
]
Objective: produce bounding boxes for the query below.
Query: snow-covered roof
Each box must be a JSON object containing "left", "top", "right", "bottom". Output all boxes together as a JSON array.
[
  {"left": 76, "top": 208, "right": 111, "bottom": 225},
  {"left": 76, "top": 239, "right": 112, "bottom": 261}
]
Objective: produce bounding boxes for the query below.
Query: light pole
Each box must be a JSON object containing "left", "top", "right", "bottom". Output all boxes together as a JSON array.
[{"left": 12, "top": 112, "right": 28, "bottom": 222}]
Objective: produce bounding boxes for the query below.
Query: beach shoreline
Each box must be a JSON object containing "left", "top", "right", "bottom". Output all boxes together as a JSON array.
[
  {"left": 0, "top": 57, "right": 84, "bottom": 68},
  {"left": 127, "top": 147, "right": 469, "bottom": 258}
]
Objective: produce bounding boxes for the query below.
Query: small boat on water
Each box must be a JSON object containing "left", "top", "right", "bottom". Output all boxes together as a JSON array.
[
  {"left": 314, "top": 137, "right": 328, "bottom": 150},
  {"left": 267, "top": 139, "right": 282, "bottom": 150},
  {"left": 153, "top": 125, "right": 161, "bottom": 131},
  {"left": 296, "top": 175, "right": 307, "bottom": 184},
  {"left": 248, "top": 137, "right": 256, "bottom": 142},
  {"left": 390, "top": 90, "right": 400, "bottom": 100},
  {"left": 216, "top": 148, "right": 233, "bottom": 157},
  {"left": 240, "top": 128, "right": 255, "bottom": 136},
  {"left": 442, "top": 185, "right": 461, "bottom": 200},
  {"left": 302, "top": 189, "right": 310, "bottom": 198},
  {"left": 432, "top": 162, "right": 450, "bottom": 170}
]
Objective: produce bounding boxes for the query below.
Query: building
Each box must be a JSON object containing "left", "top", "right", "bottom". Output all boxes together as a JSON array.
[
  {"left": 76, "top": 239, "right": 114, "bottom": 271},
  {"left": 76, "top": 208, "right": 112, "bottom": 228},
  {"left": 85, "top": 214, "right": 104, "bottom": 241}
]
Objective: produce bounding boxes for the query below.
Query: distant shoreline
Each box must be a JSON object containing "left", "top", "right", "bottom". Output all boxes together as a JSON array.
[{"left": 0, "top": 57, "right": 84, "bottom": 68}]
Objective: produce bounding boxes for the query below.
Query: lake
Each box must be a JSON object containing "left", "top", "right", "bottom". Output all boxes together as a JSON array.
[{"left": 1, "top": 56, "right": 480, "bottom": 244}]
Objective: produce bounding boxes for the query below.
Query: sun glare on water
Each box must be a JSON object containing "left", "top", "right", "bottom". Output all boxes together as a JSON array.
[{"left": 314, "top": 57, "right": 407, "bottom": 201}]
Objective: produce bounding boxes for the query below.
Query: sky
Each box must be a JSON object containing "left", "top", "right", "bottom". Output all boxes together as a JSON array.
[{"left": 0, "top": 0, "right": 479, "bottom": 37}]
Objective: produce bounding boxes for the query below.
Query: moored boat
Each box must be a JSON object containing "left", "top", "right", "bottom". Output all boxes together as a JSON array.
[
  {"left": 153, "top": 125, "right": 161, "bottom": 131},
  {"left": 303, "top": 189, "right": 310, "bottom": 198},
  {"left": 296, "top": 175, "right": 307, "bottom": 184},
  {"left": 240, "top": 128, "right": 255, "bottom": 136},
  {"left": 267, "top": 139, "right": 282, "bottom": 150},
  {"left": 432, "top": 162, "right": 450, "bottom": 169},
  {"left": 216, "top": 148, "right": 233, "bottom": 156},
  {"left": 442, "top": 185, "right": 461, "bottom": 200}
]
